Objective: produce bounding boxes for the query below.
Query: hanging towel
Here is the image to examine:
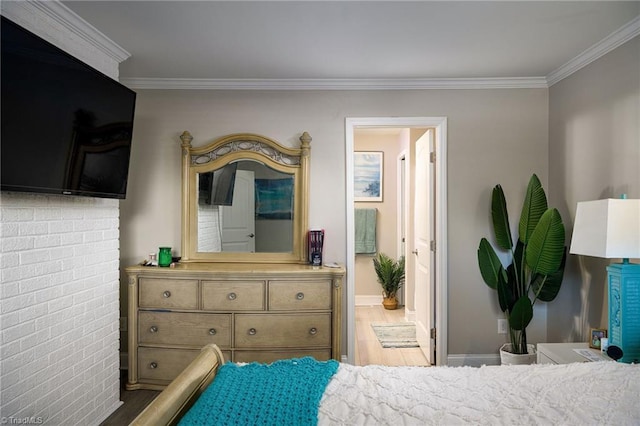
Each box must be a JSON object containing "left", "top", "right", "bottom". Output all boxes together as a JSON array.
[{"left": 355, "top": 208, "right": 377, "bottom": 254}]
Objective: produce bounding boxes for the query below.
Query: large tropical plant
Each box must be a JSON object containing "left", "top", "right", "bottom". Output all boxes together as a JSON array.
[
  {"left": 477, "top": 174, "right": 567, "bottom": 355},
  {"left": 373, "top": 253, "right": 405, "bottom": 299}
]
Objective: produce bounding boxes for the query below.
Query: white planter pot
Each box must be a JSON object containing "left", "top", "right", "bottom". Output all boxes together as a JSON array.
[{"left": 500, "top": 343, "right": 537, "bottom": 365}]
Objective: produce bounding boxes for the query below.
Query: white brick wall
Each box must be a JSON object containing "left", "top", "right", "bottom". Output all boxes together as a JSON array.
[
  {"left": 0, "top": 3, "right": 126, "bottom": 425},
  {"left": 1, "top": 193, "right": 122, "bottom": 425},
  {"left": 197, "top": 204, "right": 223, "bottom": 252}
]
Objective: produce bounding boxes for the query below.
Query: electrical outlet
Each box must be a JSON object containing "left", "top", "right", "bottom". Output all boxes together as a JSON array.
[
  {"left": 120, "top": 317, "right": 128, "bottom": 332},
  {"left": 498, "top": 319, "right": 507, "bottom": 334}
]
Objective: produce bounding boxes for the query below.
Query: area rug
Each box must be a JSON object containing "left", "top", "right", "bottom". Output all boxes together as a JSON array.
[{"left": 371, "top": 322, "right": 419, "bottom": 348}]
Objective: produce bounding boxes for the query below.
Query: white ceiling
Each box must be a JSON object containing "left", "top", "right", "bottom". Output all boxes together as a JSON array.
[{"left": 60, "top": 1, "right": 640, "bottom": 88}]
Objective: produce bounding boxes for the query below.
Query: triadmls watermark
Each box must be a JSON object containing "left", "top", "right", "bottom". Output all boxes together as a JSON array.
[{"left": 1, "top": 417, "right": 44, "bottom": 425}]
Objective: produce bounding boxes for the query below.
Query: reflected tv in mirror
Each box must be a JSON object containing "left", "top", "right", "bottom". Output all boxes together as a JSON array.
[
  {"left": 1, "top": 16, "right": 137, "bottom": 199},
  {"left": 198, "top": 163, "right": 238, "bottom": 206}
]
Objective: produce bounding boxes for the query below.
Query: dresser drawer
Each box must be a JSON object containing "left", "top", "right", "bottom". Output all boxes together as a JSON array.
[
  {"left": 139, "top": 278, "right": 198, "bottom": 309},
  {"left": 202, "top": 281, "right": 265, "bottom": 311},
  {"left": 268, "top": 280, "right": 332, "bottom": 310},
  {"left": 138, "top": 347, "right": 200, "bottom": 382},
  {"left": 233, "top": 349, "right": 331, "bottom": 363},
  {"left": 235, "top": 313, "right": 331, "bottom": 348},
  {"left": 234, "top": 349, "right": 332, "bottom": 363},
  {"left": 138, "top": 311, "right": 231, "bottom": 347}
]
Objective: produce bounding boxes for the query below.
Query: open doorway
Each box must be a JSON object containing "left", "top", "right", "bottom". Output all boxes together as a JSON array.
[{"left": 345, "top": 117, "right": 448, "bottom": 366}]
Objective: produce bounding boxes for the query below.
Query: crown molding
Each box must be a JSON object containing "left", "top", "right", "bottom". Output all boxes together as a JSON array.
[
  {"left": 2, "top": 0, "right": 131, "bottom": 64},
  {"left": 547, "top": 15, "right": 640, "bottom": 87},
  {"left": 120, "top": 77, "right": 548, "bottom": 91},
  {"left": 8, "top": 1, "right": 636, "bottom": 90}
]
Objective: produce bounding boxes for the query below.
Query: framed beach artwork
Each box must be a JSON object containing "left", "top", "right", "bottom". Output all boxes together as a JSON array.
[{"left": 354, "top": 151, "right": 383, "bottom": 202}]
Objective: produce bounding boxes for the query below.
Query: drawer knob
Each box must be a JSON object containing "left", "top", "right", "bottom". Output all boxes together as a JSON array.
[
  {"left": 149, "top": 362, "right": 158, "bottom": 369},
  {"left": 208, "top": 328, "right": 217, "bottom": 335},
  {"left": 163, "top": 290, "right": 171, "bottom": 298},
  {"left": 309, "top": 327, "right": 318, "bottom": 335},
  {"left": 227, "top": 292, "right": 237, "bottom": 300},
  {"left": 149, "top": 326, "right": 158, "bottom": 333},
  {"left": 248, "top": 328, "right": 257, "bottom": 336},
  {"left": 296, "top": 292, "right": 305, "bottom": 300}
]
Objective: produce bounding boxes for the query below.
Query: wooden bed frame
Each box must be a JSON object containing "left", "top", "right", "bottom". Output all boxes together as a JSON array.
[
  {"left": 130, "top": 344, "right": 224, "bottom": 426},
  {"left": 130, "top": 343, "right": 640, "bottom": 425}
]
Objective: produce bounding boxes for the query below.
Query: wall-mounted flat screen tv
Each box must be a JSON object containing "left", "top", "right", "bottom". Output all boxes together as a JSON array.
[{"left": 1, "top": 16, "right": 137, "bottom": 199}]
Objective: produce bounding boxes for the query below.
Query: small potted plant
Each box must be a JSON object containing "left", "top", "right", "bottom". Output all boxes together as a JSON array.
[{"left": 373, "top": 253, "right": 405, "bottom": 310}]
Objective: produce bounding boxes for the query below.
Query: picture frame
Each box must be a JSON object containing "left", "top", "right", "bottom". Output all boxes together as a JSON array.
[
  {"left": 590, "top": 328, "right": 607, "bottom": 349},
  {"left": 255, "top": 177, "right": 294, "bottom": 219},
  {"left": 354, "top": 151, "right": 383, "bottom": 202}
]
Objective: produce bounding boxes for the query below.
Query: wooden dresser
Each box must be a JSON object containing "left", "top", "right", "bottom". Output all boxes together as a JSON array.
[{"left": 126, "top": 262, "right": 344, "bottom": 390}]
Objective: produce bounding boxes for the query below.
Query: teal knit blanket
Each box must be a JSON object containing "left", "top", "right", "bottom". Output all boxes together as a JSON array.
[{"left": 178, "top": 357, "right": 339, "bottom": 426}]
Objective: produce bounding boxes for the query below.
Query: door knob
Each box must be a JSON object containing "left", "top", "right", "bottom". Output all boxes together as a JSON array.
[
  {"left": 412, "top": 249, "right": 418, "bottom": 255},
  {"left": 248, "top": 233, "right": 255, "bottom": 238}
]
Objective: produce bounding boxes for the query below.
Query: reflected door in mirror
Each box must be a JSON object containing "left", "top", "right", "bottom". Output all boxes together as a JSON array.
[{"left": 221, "top": 170, "right": 255, "bottom": 252}]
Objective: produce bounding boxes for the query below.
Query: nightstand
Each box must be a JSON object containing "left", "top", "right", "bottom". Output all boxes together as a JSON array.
[{"left": 537, "top": 342, "right": 612, "bottom": 364}]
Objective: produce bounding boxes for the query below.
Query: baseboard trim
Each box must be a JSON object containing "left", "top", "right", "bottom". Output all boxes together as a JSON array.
[
  {"left": 404, "top": 308, "right": 416, "bottom": 322},
  {"left": 447, "top": 353, "right": 500, "bottom": 367}
]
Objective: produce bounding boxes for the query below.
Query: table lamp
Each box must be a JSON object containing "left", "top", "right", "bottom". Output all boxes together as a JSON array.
[{"left": 569, "top": 195, "right": 640, "bottom": 363}]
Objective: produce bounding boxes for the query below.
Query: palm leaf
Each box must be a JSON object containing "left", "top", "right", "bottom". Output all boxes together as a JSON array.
[
  {"left": 491, "top": 185, "right": 513, "bottom": 250},
  {"left": 518, "top": 174, "right": 547, "bottom": 244},
  {"left": 512, "top": 239, "right": 526, "bottom": 297},
  {"left": 526, "top": 208, "right": 565, "bottom": 275},
  {"left": 478, "top": 238, "right": 506, "bottom": 290},
  {"left": 496, "top": 271, "right": 513, "bottom": 313},
  {"left": 509, "top": 296, "right": 533, "bottom": 331},
  {"left": 531, "top": 248, "right": 566, "bottom": 302}
]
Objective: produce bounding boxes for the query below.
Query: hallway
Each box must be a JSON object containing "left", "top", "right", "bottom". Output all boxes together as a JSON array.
[{"left": 355, "top": 305, "right": 430, "bottom": 366}]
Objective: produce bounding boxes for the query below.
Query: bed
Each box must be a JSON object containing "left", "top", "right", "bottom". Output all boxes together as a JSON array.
[{"left": 130, "top": 344, "right": 640, "bottom": 425}]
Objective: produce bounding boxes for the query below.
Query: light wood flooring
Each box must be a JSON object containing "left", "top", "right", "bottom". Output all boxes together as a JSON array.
[
  {"left": 355, "top": 304, "right": 430, "bottom": 366},
  {"left": 101, "top": 304, "right": 428, "bottom": 424}
]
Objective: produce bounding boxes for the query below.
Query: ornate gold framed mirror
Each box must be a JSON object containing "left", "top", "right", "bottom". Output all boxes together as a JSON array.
[{"left": 180, "top": 131, "right": 311, "bottom": 263}]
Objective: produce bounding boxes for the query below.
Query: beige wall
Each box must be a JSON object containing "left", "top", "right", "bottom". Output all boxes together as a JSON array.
[
  {"left": 548, "top": 36, "right": 640, "bottom": 342},
  {"left": 121, "top": 88, "right": 549, "bottom": 357},
  {"left": 354, "top": 130, "right": 404, "bottom": 301}
]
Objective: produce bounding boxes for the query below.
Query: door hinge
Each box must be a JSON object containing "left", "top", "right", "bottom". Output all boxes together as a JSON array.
[
  {"left": 430, "top": 151, "right": 436, "bottom": 163},
  {"left": 430, "top": 328, "right": 436, "bottom": 339},
  {"left": 430, "top": 240, "right": 436, "bottom": 251}
]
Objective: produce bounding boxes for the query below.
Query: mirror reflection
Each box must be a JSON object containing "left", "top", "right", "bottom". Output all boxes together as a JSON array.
[{"left": 196, "top": 160, "right": 294, "bottom": 253}]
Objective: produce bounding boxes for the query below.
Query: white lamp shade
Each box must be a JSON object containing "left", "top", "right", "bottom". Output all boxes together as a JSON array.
[{"left": 570, "top": 198, "right": 640, "bottom": 259}]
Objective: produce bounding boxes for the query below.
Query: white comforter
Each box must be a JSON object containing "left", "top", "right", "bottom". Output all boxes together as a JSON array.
[{"left": 317, "top": 361, "right": 640, "bottom": 425}]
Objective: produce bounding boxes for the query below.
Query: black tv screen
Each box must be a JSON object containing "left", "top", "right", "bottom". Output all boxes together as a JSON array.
[{"left": 1, "top": 16, "right": 136, "bottom": 199}]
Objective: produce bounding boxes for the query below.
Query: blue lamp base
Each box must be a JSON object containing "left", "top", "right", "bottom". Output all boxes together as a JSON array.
[{"left": 607, "top": 260, "right": 640, "bottom": 363}]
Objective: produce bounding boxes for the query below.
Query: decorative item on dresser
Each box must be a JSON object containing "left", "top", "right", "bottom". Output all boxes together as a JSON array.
[{"left": 126, "top": 131, "right": 345, "bottom": 391}]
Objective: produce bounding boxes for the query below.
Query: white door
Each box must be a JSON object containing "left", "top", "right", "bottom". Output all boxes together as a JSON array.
[
  {"left": 397, "top": 155, "right": 407, "bottom": 305},
  {"left": 221, "top": 170, "right": 255, "bottom": 252},
  {"left": 413, "top": 129, "right": 435, "bottom": 364}
]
